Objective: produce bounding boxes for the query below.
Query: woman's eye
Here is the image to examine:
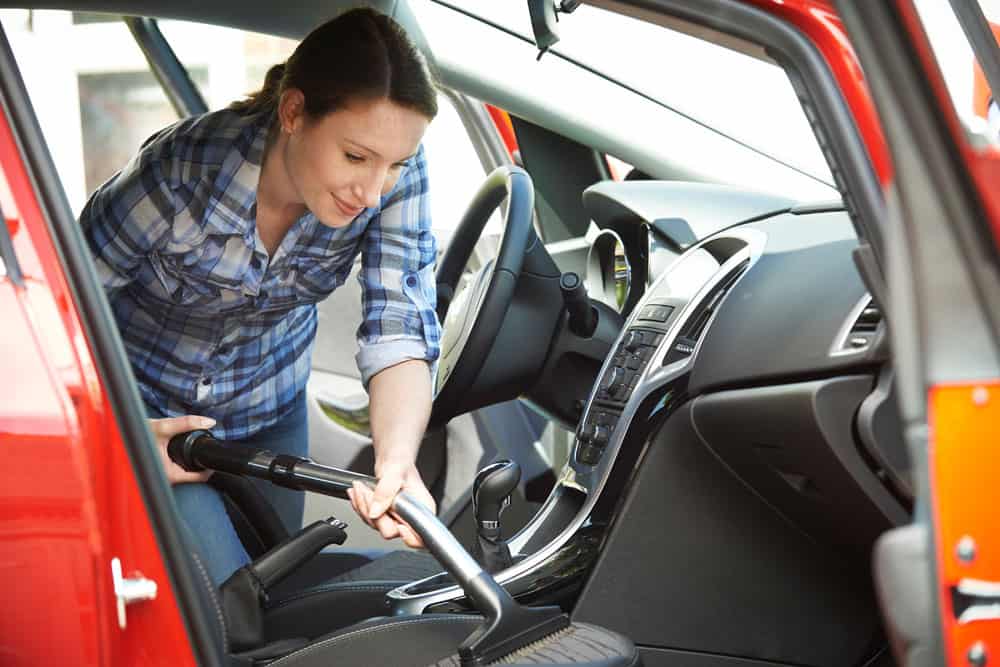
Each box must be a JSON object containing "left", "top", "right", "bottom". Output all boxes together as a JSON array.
[{"left": 345, "top": 153, "right": 364, "bottom": 163}]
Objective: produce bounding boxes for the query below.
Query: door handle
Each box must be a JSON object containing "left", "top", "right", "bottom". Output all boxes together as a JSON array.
[{"left": 111, "top": 557, "right": 157, "bottom": 629}]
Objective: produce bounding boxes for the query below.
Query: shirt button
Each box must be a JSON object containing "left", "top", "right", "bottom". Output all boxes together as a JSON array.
[
  {"left": 405, "top": 275, "right": 417, "bottom": 288},
  {"left": 201, "top": 377, "right": 211, "bottom": 386}
]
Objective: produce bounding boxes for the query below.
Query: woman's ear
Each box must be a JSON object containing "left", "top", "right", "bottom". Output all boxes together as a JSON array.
[{"left": 278, "top": 88, "right": 306, "bottom": 134}]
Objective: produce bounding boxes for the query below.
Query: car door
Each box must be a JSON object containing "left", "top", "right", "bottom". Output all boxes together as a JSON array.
[
  {"left": 0, "top": 16, "right": 206, "bottom": 665},
  {"left": 832, "top": 1, "right": 1000, "bottom": 666}
]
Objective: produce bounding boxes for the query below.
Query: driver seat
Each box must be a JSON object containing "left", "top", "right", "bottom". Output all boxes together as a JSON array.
[
  {"left": 183, "top": 523, "right": 641, "bottom": 667},
  {"left": 212, "top": 471, "right": 445, "bottom": 637}
]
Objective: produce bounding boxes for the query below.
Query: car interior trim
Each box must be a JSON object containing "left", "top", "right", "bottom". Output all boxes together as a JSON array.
[
  {"left": 828, "top": 292, "right": 878, "bottom": 358},
  {"left": 388, "top": 227, "right": 765, "bottom": 614}
]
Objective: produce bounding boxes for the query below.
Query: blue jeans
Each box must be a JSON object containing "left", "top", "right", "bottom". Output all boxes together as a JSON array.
[{"left": 154, "top": 393, "right": 309, "bottom": 585}]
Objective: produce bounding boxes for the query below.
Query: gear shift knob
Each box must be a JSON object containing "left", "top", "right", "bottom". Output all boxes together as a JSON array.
[{"left": 473, "top": 460, "right": 520, "bottom": 541}]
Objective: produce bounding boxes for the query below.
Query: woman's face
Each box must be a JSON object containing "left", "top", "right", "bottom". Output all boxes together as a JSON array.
[{"left": 280, "top": 94, "right": 430, "bottom": 227}]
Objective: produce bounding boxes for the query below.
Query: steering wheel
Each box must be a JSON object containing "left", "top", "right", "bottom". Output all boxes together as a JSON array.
[{"left": 431, "top": 166, "right": 536, "bottom": 424}]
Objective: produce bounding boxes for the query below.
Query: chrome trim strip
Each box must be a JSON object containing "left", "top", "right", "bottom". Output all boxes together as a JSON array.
[
  {"left": 829, "top": 293, "right": 875, "bottom": 357},
  {"left": 388, "top": 227, "right": 767, "bottom": 614}
]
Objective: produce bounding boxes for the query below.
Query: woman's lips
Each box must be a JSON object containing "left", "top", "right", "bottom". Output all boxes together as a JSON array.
[{"left": 333, "top": 195, "right": 364, "bottom": 218}]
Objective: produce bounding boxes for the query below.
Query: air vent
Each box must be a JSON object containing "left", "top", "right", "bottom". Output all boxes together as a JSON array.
[
  {"left": 832, "top": 298, "right": 882, "bottom": 355},
  {"left": 663, "top": 261, "right": 748, "bottom": 366}
]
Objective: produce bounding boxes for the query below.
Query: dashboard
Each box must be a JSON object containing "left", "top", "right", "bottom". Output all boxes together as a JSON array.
[{"left": 389, "top": 181, "right": 909, "bottom": 642}]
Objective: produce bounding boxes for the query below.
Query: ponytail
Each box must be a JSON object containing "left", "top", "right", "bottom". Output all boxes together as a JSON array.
[
  {"left": 229, "top": 63, "right": 286, "bottom": 115},
  {"left": 227, "top": 9, "right": 437, "bottom": 122}
]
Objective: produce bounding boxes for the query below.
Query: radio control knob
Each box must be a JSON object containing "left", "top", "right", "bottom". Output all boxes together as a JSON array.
[
  {"left": 603, "top": 367, "right": 626, "bottom": 394},
  {"left": 623, "top": 331, "right": 642, "bottom": 352}
]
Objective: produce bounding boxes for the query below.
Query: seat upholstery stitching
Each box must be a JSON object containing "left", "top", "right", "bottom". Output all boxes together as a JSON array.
[
  {"left": 190, "top": 551, "right": 228, "bottom": 653},
  {"left": 268, "top": 583, "right": 403, "bottom": 608}
]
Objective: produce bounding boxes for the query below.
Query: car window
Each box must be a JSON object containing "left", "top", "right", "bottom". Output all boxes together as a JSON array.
[
  {"left": 3, "top": 10, "right": 192, "bottom": 214},
  {"left": 414, "top": 0, "right": 839, "bottom": 203},
  {"left": 3, "top": 10, "right": 489, "bottom": 241},
  {"left": 912, "top": 0, "right": 1000, "bottom": 148},
  {"left": 432, "top": 1, "right": 834, "bottom": 190}
]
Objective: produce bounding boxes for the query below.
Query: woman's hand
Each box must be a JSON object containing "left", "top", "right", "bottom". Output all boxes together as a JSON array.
[
  {"left": 149, "top": 415, "right": 217, "bottom": 485},
  {"left": 347, "top": 459, "right": 436, "bottom": 548}
]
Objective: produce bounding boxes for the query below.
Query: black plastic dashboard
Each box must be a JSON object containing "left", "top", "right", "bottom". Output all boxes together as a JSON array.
[{"left": 390, "top": 183, "right": 905, "bottom": 667}]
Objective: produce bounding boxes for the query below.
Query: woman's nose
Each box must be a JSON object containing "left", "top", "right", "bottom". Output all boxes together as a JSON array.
[{"left": 354, "top": 168, "right": 386, "bottom": 209}]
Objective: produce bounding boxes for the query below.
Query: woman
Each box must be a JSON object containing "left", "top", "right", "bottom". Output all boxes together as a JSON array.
[{"left": 81, "top": 8, "right": 440, "bottom": 584}]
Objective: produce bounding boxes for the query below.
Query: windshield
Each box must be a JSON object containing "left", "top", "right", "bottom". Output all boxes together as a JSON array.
[{"left": 443, "top": 1, "right": 834, "bottom": 189}]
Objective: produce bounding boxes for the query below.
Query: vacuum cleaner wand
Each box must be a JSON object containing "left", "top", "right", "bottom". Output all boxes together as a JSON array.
[{"left": 167, "top": 430, "right": 568, "bottom": 666}]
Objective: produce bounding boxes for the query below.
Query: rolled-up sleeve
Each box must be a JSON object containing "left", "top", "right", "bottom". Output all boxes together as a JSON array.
[
  {"left": 80, "top": 154, "right": 173, "bottom": 295},
  {"left": 355, "top": 145, "right": 441, "bottom": 388}
]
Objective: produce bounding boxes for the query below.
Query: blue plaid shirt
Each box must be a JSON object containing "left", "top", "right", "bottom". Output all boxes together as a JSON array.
[{"left": 81, "top": 109, "right": 440, "bottom": 439}]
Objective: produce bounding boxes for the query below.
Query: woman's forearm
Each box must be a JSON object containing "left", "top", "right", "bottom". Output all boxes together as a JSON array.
[{"left": 367, "top": 358, "right": 433, "bottom": 474}]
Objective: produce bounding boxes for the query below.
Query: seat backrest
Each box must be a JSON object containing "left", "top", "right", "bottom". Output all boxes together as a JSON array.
[{"left": 179, "top": 524, "right": 232, "bottom": 661}]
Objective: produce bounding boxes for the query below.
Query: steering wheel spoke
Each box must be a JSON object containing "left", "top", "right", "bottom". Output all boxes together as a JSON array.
[{"left": 431, "top": 166, "right": 562, "bottom": 426}]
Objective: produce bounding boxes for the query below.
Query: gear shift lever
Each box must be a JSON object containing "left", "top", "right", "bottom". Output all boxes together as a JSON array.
[{"left": 472, "top": 460, "right": 520, "bottom": 572}]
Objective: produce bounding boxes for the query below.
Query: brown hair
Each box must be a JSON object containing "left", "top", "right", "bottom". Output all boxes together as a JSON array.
[{"left": 230, "top": 8, "right": 438, "bottom": 121}]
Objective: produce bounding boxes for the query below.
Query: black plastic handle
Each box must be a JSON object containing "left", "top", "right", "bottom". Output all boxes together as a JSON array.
[{"left": 251, "top": 518, "right": 347, "bottom": 590}]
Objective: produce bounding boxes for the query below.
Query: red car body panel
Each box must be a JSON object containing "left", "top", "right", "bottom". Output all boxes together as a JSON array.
[
  {"left": 929, "top": 384, "right": 1000, "bottom": 667},
  {"left": 0, "top": 104, "right": 194, "bottom": 665},
  {"left": 888, "top": 1, "right": 1000, "bottom": 664},
  {"left": 744, "top": 0, "right": 892, "bottom": 186}
]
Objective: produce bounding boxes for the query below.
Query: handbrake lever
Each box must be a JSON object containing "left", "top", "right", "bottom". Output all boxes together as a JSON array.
[
  {"left": 220, "top": 517, "right": 347, "bottom": 652},
  {"left": 168, "top": 431, "right": 569, "bottom": 666}
]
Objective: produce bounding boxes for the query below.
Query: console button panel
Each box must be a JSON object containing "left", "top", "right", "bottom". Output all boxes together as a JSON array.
[
  {"left": 577, "top": 327, "right": 664, "bottom": 465},
  {"left": 577, "top": 409, "right": 620, "bottom": 465},
  {"left": 595, "top": 328, "right": 664, "bottom": 405}
]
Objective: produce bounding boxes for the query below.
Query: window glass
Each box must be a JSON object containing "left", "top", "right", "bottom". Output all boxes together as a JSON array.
[
  {"left": 78, "top": 68, "right": 208, "bottom": 194},
  {"left": 416, "top": 0, "right": 838, "bottom": 201},
  {"left": 440, "top": 1, "right": 833, "bottom": 188},
  {"left": 913, "top": 0, "right": 1000, "bottom": 147}
]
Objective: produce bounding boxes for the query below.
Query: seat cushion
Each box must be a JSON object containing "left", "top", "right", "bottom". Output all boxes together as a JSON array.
[
  {"left": 265, "top": 614, "right": 481, "bottom": 667},
  {"left": 432, "top": 622, "right": 641, "bottom": 667},
  {"left": 264, "top": 615, "right": 639, "bottom": 667},
  {"left": 264, "top": 550, "right": 444, "bottom": 640}
]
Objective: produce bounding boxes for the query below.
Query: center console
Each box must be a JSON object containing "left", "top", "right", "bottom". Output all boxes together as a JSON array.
[{"left": 387, "top": 228, "right": 766, "bottom": 615}]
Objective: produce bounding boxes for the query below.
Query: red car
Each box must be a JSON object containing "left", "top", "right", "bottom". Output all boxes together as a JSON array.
[{"left": 1, "top": 1, "right": 998, "bottom": 666}]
